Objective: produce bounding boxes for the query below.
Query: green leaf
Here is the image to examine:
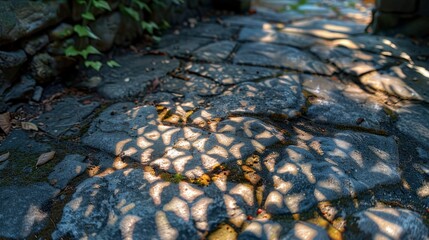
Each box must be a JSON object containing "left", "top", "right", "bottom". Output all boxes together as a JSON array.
[
  {"left": 74, "top": 25, "right": 99, "bottom": 39},
  {"left": 82, "top": 12, "right": 95, "bottom": 21},
  {"left": 107, "top": 60, "right": 121, "bottom": 68},
  {"left": 64, "top": 46, "right": 80, "bottom": 57},
  {"left": 132, "top": 0, "right": 151, "bottom": 12},
  {"left": 77, "top": 0, "right": 86, "bottom": 4},
  {"left": 122, "top": 6, "right": 140, "bottom": 21},
  {"left": 153, "top": 0, "right": 167, "bottom": 8},
  {"left": 152, "top": 36, "right": 161, "bottom": 42},
  {"left": 85, "top": 61, "right": 103, "bottom": 71},
  {"left": 93, "top": 0, "right": 111, "bottom": 11},
  {"left": 81, "top": 45, "right": 101, "bottom": 59},
  {"left": 141, "top": 21, "right": 159, "bottom": 34}
]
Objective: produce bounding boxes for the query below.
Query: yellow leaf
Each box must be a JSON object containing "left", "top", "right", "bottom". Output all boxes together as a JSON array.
[
  {"left": 0, "top": 112, "right": 11, "bottom": 134},
  {"left": 0, "top": 152, "right": 9, "bottom": 163},
  {"left": 21, "top": 122, "right": 38, "bottom": 131},
  {"left": 36, "top": 151, "right": 55, "bottom": 166}
]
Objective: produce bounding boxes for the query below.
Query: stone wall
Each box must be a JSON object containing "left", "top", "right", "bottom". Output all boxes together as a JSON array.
[
  {"left": 0, "top": 0, "right": 212, "bottom": 103},
  {"left": 368, "top": 0, "right": 429, "bottom": 36}
]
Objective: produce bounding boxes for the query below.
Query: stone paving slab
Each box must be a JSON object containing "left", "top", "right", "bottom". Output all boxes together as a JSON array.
[
  {"left": 332, "top": 35, "right": 429, "bottom": 60},
  {"left": 239, "top": 27, "right": 318, "bottom": 48},
  {"left": 190, "top": 75, "right": 305, "bottom": 125},
  {"left": 264, "top": 131, "right": 400, "bottom": 214},
  {"left": 222, "top": 16, "right": 278, "bottom": 29},
  {"left": 360, "top": 62, "right": 429, "bottom": 102},
  {"left": 185, "top": 63, "right": 282, "bottom": 85},
  {"left": 234, "top": 42, "right": 336, "bottom": 75},
  {"left": 34, "top": 97, "right": 100, "bottom": 137},
  {"left": 82, "top": 103, "right": 284, "bottom": 178},
  {"left": 158, "top": 35, "right": 213, "bottom": 58},
  {"left": 160, "top": 73, "right": 225, "bottom": 97},
  {"left": 95, "top": 54, "right": 180, "bottom": 99},
  {"left": 179, "top": 23, "right": 239, "bottom": 40},
  {"left": 310, "top": 45, "right": 398, "bottom": 76},
  {"left": 192, "top": 40, "right": 236, "bottom": 62},
  {"left": 396, "top": 104, "right": 429, "bottom": 149},
  {"left": 279, "top": 19, "right": 366, "bottom": 39},
  {"left": 0, "top": 183, "right": 59, "bottom": 239},
  {"left": 302, "top": 75, "right": 391, "bottom": 130}
]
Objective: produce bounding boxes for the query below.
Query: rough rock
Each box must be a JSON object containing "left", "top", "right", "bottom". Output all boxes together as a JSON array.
[
  {"left": 311, "top": 45, "right": 398, "bottom": 76},
  {"left": 396, "top": 104, "right": 429, "bottom": 148},
  {"left": 192, "top": 40, "right": 236, "bottom": 62},
  {"left": 280, "top": 221, "right": 330, "bottom": 240},
  {"left": 360, "top": 62, "right": 429, "bottom": 102},
  {"left": 185, "top": 63, "right": 282, "bottom": 85},
  {"left": 34, "top": 97, "right": 99, "bottom": 137},
  {"left": 90, "top": 12, "right": 121, "bottom": 52},
  {"left": 0, "top": 49, "right": 27, "bottom": 82},
  {"left": 0, "top": 0, "right": 67, "bottom": 45},
  {"left": 32, "top": 86, "right": 43, "bottom": 102},
  {"left": 252, "top": 7, "right": 306, "bottom": 24},
  {"left": 160, "top": 74, "right": 225, "bottom": 96},
  {"left": 180, "top": 23, "right": 239, "bottom": 39},
  {"left": 192, "top": 75, "right": 305, "bottom": 123},
  {"left": 303, "top": 75, "right": 390, "bottom": 130},
  {"left": 354, "top": 207, "right": 429, "bottom": 240},
  {"left": 238, "top": 27, "right": 317, "bottom": 48},
  {"left": 48, "top": 154, "right": 87, "bottom": 189},
  {"left": 158, "top": 35, "right": 213, "bottom": 58},
  {"left": 265, "top": 131, "right": 400, "bottom": 214},
  {"left": 95, "top": 55, "right": 180, "bottom": 99},
  {"left": 4, "top": 75, "right": 36, "bottom": 102},
  {"left": 0, "top": 183, "right": 59, "bottom": 239},
  {"left": 239, "top": 219, "right": 282, "bottom": 240},
  {"left": 23, "top": 34, "right": 49, "bottom": 55},
  {"left": 49, "top": 23, "right": 73, "bottom": 41},
  {"left": 234, "top": 42, "right": 336, "bottom": 75},
  {"left": 52, "top": 168, "right": 258, "bottom": 239},
  {"left": 82, "top": 103, "right": 284, "bottom": 178},
  {"left": 30, "top": 53, "right": 58, "bottom": 84}
]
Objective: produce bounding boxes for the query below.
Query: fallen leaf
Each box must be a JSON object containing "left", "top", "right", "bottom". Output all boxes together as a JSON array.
[
  {"left": 0, "top": 112, "right": 11, "bottom": 134},
  {"left": 36, "top": 151, "right": 55, "bottom": 166},
  {"left": 0, "top": 152, "right": 10, "bottom": 163},
  {"left": 21, "top": 122, "right": 39, "bottom": 131}
]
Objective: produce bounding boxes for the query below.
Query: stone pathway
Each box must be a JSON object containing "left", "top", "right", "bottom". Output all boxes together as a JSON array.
[{"left": 1, "top": 0, "right": 429, "bottom": 239}]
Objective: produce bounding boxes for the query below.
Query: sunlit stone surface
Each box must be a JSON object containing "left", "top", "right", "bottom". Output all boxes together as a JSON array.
[
  {"left": 82, "top": 103, "right": 284, "bottom": 178},
  {"left": 265, "top": 131, "right": 400, "bottom": 214},
  {"left": 303, "top": 75, "right": 390, "bottom": 130},
  {"left": 185, "top": 63, "right": 282, "bottom": 85},
  {"left": 239, "top": 27, "right": 317, "bottom": 48},
  {"left": 0, "top": 183, "right": 59, "bottom": 239},
  {"left": 354, "top": 208, "right": 429, "bottom": 240},
  {"left": 52, "top": 169, "right": 259, "bottom": 239},
  {"left": 192, "top": 75, "right": 305, "bottom": 121},
  {"left": 234, "top": 42, "right": 336, "bottom": 75},
  {"left": 310, "top": 45, "right": 397, "bottom": 76}
]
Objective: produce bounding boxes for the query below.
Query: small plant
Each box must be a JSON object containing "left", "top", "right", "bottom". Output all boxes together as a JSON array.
[{"left": 65, "top": 0, "right": 181, "bottom": 71}]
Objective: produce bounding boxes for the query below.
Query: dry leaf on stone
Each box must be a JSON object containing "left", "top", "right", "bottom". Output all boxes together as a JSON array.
[
  {"left": 0, "top": 152, "right": 10, "bottom": 163},
  {"left": 0, "top": 112, "right": 11, "bottom": 134},
  {"left": 36, "top": 151, "right": 55, "bottom": 166},
  {"left": 21, "top": 122, "right": 38, "bottom": 131}
]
